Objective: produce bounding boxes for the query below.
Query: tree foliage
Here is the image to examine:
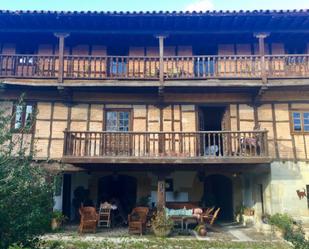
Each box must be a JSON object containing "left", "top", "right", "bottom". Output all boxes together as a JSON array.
[{"left": 0, "top": 98, "right": 54, "bottom": 249}]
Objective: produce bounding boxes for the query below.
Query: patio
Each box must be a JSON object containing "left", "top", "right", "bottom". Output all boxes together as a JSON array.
[{"left": 41, "top": 223, "right": 291, "bottom": 249}]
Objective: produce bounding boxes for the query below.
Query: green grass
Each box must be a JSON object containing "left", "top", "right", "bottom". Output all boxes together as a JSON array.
[{"left": 41, "top": 238, "right": 292, "bottom": 249}]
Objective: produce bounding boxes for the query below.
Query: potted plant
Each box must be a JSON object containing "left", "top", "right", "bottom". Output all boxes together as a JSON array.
[
  {"left": 151, "top": 210, "right": 174, "bottom": 237},
  {"left": 51, "top": 210, "right": 67, "bottom": 231}
]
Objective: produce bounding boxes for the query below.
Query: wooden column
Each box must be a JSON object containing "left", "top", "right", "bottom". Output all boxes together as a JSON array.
[
  {"left": 54, "top": 33, "right": 70, "bottom": 83},
  {"left": 156, "top": 35, "right": 166, "bottom": 99},
  {"left": 255, "top": 33, "right": 269, "bottom": 83},
  {"left": 156, "top": 36, "right": 167, "bottom": 153},
  {"left": 157, "top": 174, "right": 166, "bottom": 210}
]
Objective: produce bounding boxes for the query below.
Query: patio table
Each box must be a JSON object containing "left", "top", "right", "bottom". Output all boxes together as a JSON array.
[{"left": 170, "top": 215, "right": 199, "bottom": 231}]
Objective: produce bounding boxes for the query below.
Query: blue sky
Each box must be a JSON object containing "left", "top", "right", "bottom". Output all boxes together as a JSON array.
[{"left": 1, "top": 0, "right": 309, "bottom": 11}]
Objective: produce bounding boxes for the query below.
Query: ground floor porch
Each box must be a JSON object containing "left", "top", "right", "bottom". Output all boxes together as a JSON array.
[{"left": 53, "top": 163, "right": 274, "bottom": 228}]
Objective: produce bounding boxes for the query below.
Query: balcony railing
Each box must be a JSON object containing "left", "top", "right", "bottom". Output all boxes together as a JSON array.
[
  {"left": 62, "top": 130, "right": 269, "bottom": 163},
  {"left": 1, "top": 54, "right": 309, "bottom": 81}
]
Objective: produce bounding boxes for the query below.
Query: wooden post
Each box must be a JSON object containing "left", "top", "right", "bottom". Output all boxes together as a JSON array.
[
  {"left": 156, "top": 35, "right": 167, "bottom": 154},
  {"left": 157, "top": 174, "right": 166, "bottom": 210},
  {"left": 54, "top": 33, "right": 70, "bottom": 83},
  {"left": 255, "top": 33, "right": 269, "bottom": 83},
  {"left": 156, "top": 35, "right": 166, "bottom": 100}
]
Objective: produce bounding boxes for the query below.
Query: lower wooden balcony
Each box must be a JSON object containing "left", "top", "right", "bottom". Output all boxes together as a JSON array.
[{"left": 62, "top": 130, "right": 271, "bottom": 164}]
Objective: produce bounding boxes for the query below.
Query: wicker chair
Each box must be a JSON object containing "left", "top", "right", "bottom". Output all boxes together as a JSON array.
[
  {"left": 128, "top": 207, "right": 149, "bottom": 235},
  {"left": 79, "top": 206, "right": 99, "bottom": 233}
]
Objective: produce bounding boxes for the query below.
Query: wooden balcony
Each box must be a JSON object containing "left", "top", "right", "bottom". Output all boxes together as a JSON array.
[
  {"left": 1, "top": 54, "right": 309, "bottom": 82},
  {"left": 62, "top": 130, "right": 271, "bottom": 164}
]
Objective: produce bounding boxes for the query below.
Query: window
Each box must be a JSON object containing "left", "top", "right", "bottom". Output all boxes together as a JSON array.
[
  {"left": 107, "top": 47, "right": 128, "bottom": 76},
  {"left": 105, "top": 110, "right": 130, "bottom": 131},
  {"left": 110, "top": 58, "right": 127, "bottom": 76},
  {"left": 194, "top": 59, "right": 215, "bottom": 77},
  {"left": 291, "top": 111, "right": 309, "bottom": 133},
  {"left": 12, "top": 104, "right": 35, "bottom": 132}
]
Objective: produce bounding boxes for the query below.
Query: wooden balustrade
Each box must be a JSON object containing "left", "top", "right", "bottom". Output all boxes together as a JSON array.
[
  {"left": 163, "top": 55, "right": 262, "bottom": 79},
  {"left": 0, "top": 54, "right": 58, "bottom": 78},
  {"left": 63, "top": 55, "right": 160, "bottom": 79},
  {"left": 265, "top": 54, "right": 309, "bottom": 78},
  {"left": 63, "top": 130, "right": 269, "bottom": 160},
  {"left": 1, "top": 53, "right": 309, "bottom": 80}
]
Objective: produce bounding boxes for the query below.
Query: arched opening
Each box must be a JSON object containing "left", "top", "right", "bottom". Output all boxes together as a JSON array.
[
  {"left": 97, "top": 174, "right": 137, "bottom": 216},
  {"left": 202, "top": 174, "right": 233, "bottom": 221}
]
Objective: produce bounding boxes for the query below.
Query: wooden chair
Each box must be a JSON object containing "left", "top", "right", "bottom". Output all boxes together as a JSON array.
[
  {"left": 204, "top": 208, "right": 221, "bottom": 226},
  {"left": 204, "top": 207, "right": 215, "bottom": 216},
  {"left": 79, "top": 207, "right": 99, "bottom": 233},
  {"left": 128, "top": 207, "right": 149, "bottom": 235},
  {"left": 98, "top": 202, "right": 112, "bottom": 228}
]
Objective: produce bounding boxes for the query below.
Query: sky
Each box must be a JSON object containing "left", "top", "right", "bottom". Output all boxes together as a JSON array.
[{"left": 1, "top": 0, "right": 309, "bottom": 12}]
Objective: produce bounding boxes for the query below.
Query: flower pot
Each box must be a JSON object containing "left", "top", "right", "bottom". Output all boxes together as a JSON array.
[
  {"left": 152, "top": 225, "right": 172, "bottom": 237},
  {"left": 198, "top": 227, "right": 207, "bottom": 237}
]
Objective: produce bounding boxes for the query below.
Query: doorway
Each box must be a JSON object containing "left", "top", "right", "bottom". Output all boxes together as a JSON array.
[
  {"left": 198, "top": 106, "right": 229, "bottom": 156},
  {"left": 97, "top": 174, "right": 137, "bottom": 215},
  {"left": 198, "top": 106, "right": 227, "bottom": 132},
  {"left": 202, "top": 174, "right": 233, "bottom": 221}
]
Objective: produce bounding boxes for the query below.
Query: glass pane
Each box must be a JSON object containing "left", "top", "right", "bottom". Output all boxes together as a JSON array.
[
  {"left": 118, "top": 111, "right": 130, "bottom": 132},
  {"left": 294, "top": 124, "right": 302, "bottom": 131},
  {"left": 293, "top": 112, "right": 301, "bottom": 119},
  {"left": 304, "top": 125, "right": 309, "bottom": 132},
  {"left": 106, "top": 112, "right": 118, "bottom": 131},
  {"left": 294, "top": 119, "right": 301, "bottom": 125},
  {"left": 24, "top": 105, "right": 33, "bottom": 129},
  {"left": 14, "top": 105, "right": 23, "bottom": 129},
  {"left": 303, "top": 112, "right": 309, "bottom": 119}
]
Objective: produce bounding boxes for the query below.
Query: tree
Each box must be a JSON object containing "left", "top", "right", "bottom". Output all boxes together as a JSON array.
[{"left": 0, "top": 98, "right": 54, "bottom": 249}]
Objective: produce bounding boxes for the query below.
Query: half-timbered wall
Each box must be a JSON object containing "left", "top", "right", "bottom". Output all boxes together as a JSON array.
[
  {"left": 32, "top": 102, "right": 197, "bottom": 160},
  {"left": 2, "top": 96, "right": 309, "bottom": 161},
  {"left": 229, "top": 102, "right": 309, "bottom": 161}
]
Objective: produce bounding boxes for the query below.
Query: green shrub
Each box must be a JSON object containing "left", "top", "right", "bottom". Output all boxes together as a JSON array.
[
  {"left": 8, "top": 244, "right": 31, "bottom": 249},
  {"left": 269, "top": 213, "right": 294, "bottom": 232},
  {"left": 0, "top": 97, "right": 55, "bottom": 249},
  {"left": 270, "top": 213, "right": 309, "bottom": 249},
  {"left": 52, "top": 210, "right": 67, "bottom": 223}
]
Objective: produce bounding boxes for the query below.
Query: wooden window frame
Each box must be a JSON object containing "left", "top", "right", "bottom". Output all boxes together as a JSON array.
[
  {"left": 290, "top": 109, "right": 309, "bottom": 134},
  {"left": 104, "top": 108, "right": 133, "bottom": 132},
  {"left": 11, "top": 102, "right": 36, "bottom": 134}
]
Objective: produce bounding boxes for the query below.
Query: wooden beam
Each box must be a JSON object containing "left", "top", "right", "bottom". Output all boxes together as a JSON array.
[
  {"left": 61, "top": 156, "right": 272, "bottom": 164},
  {"left": 2, "top": 26, "right": 309, "bottom": 34}
]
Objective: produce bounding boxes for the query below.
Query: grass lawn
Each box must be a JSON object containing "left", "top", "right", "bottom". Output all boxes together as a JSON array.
[{"left": 41, "top": 238, "right": 292, "bottom": 249}]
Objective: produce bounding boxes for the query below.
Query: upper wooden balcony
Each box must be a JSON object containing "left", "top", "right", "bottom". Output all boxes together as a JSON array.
[
  {"left": 62, "top": 130, "right": 271, "bottom": 164},
  {"left": 1, "top": 54, "right": 309, "bottom": 84}
]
